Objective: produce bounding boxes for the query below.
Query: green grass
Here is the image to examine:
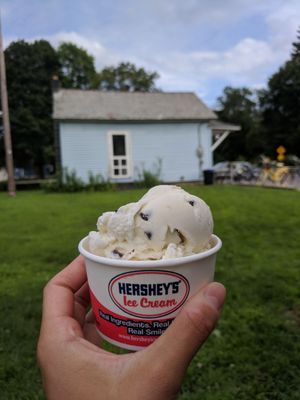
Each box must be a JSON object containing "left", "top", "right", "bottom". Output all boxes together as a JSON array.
[{"left": 0, "top": 186, "right": 300, "bottom": 399}]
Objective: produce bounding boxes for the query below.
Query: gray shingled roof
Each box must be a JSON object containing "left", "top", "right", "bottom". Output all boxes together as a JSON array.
[
  {"left": 53, "top": 89, "right": 217, "bottom": 121},
  {"left": 209, "top": 120, "right": 241, "bottom": 131}
]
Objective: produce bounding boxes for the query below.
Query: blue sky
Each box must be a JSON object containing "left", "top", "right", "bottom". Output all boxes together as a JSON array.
[{"left": 1, "top": 0, "right": 300, "bottom": 107}]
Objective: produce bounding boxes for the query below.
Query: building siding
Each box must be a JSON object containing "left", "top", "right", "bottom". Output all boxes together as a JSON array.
[{"left": 59, "top": 121, "right": 213, "bottom": 183}]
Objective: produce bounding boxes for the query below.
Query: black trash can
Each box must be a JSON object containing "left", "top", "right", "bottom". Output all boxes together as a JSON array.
[{"left": 203, "top": 169, "right": 214, "bottom": 185}]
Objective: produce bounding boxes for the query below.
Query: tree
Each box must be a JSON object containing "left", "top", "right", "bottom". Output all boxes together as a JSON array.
[
  {"left": 215, "top": 87, "right": 263, "bottom": 161},
  {"left": 291, "top": 27, "right": 300, "bottom": 60},
  {"left": 259, "top": 31, "right": 300, "bottom": 157},
  {"left": 97, "top": 62, "right": 159, "bottom": 92},
  {"left": 3, "top": 40, "right": 60, "bottom": 176},
  {"left": 57, "top": 42, "right": 97, "bottom": 89}
]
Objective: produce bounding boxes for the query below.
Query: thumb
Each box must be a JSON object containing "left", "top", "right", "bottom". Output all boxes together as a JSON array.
[{"left": 145, "top": 282, "right": 226, "bottom": 377}]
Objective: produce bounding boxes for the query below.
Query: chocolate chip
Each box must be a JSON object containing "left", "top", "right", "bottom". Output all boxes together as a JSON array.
[
  {"left": 188, "top": 200, "right": 195, "bottom": 206},
  {"left": 145, "top": 231, "right": 152, "bottom": 240},
  {"left": 175, "top": 229, "right": 185, "bottom": 244},
  {"left": 112, "top": 249, "right": 123, "bottom": 258},
  {"left": 140, "top": 212, "right": 149, "bottom": 221}
]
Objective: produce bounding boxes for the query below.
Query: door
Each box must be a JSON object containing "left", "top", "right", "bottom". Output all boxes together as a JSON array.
[{"left": 108, "top": 131, "right": 132, "bottom": 179}]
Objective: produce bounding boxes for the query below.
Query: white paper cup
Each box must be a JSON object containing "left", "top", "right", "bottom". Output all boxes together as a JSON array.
[{"left": 79, "top": 234, "right": 222, "bottom": 351}]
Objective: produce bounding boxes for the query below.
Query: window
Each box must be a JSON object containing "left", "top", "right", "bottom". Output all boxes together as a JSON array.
[{"left": 108, "top": 132, "right": 131, "bottom": 178}]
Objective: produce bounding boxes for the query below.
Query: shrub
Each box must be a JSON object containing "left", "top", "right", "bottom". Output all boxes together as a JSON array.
[
  {"left": 0, "top": 180, "right": 7, "bottom": 191},
  {"left": 42, "top": 168, "right": 115, "bottom": 193},
  {"left": 62, "top": 169, "right": 85, "bottom": 192},
  {"left": 87, "top": 171, "right": 116, "bottom": 192},
  {"left": 135, "top": 158, "right": 162, "bottom": 188}
]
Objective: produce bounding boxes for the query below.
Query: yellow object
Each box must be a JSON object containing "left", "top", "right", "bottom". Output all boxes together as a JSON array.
[
  {"left": 259, "top": 165, "right": 290, "bottom": 184},
  {"left": 276, "top": 145, "right": 286, "bottom": 155},
  {"left": 272, "top": 166, "right": 289, "bottom": 182},
  {"left": 277, "top": 154, "right": 285, "bottom": 161}
]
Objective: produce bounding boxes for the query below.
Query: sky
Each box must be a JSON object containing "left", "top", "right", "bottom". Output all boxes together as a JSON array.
[{"left": 1, "top": 0, "right": 300, "bottom": 107}]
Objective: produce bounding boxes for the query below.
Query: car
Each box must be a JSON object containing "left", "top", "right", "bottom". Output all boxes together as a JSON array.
[
  {"left": 213, "top": 162, "right": 231, "bottom": 182},
  {"left": 230, "top": 161, "right": 255, "bottom": 181},
  {"left": 213, "top": 161, "right": 256, "bottom": 182}
]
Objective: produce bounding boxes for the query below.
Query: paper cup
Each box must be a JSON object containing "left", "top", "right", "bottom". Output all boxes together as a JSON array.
[{"left": 79, "top": 234, "right": 222, "bottom": 351}]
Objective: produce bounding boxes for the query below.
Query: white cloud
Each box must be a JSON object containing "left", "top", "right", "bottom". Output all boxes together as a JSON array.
[
  {"left": 140, "top": 37, "right": 275, "bottom": 93},
  {"left": 3, "top": 0, "right": 300, "bottom": 105},
  {"left": 46, "top": 32, "right": 121, "bottom": 68},
  {"left": 5, "top": 29, "right": 277, "bottom": 103},
  {"left": 128, "top": 0, "right": 276, "bottom": 27},
  {"left": 266, "top": 0, "right": 300, "bottom": 59},
  {"left": 5, "top": 31, "right": 122, "bottom": 68}
]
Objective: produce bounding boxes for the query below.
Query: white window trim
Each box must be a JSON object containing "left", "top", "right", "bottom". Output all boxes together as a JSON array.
[{"left": 107, "top": 131, "right": 132, "bottom": 179}]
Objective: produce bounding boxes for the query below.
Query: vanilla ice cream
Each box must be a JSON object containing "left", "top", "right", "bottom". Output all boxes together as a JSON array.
[{"left": 87, "top": 185, "right": 213, "bottom": 260}]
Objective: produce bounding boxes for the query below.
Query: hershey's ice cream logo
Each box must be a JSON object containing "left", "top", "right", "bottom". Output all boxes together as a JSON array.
[
  {"left": 118, "top": 281, "right": 181, "bottom": 296},
  {"left": 108, "top": 270, "right": 190, "bottom": 318}
]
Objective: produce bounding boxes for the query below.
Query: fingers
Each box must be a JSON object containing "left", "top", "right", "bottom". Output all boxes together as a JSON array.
[
  {"left": 43, "top": 256, "right": 87, "bottom": 319},
  {"left": 83, "top": 312, "right": 103, "bottom": 346},
  {"left": 145, "top": 282, "right": 226, "bottom": 377},
  {"left": 74, "top": 282, "right": 91, "bottom": 325}
]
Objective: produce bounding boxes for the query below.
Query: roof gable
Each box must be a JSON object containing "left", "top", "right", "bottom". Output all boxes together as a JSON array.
[{"left": 53, "top": 90, "right": 217, "bottom": 121}]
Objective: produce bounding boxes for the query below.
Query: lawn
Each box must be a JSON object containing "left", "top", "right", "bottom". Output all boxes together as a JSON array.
[{"left": 0, "top": 185, "right": 300, "bottom": 399}]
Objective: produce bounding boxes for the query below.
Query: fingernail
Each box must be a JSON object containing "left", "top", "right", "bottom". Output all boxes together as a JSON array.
[{"left": 204, "top": 282, "right": 226, "bottom": 311}]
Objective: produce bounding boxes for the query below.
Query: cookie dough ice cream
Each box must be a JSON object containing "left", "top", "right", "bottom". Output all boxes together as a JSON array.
[{"left": 88, "top": 185, "right": 213, "bottom": 260}]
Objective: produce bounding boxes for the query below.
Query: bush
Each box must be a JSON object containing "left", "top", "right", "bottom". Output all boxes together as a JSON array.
[
  {"left": 135, "top": 158, "right": 162, "bottom": 188},
  {"left": 87, "top": 171, "right": 116, "bottom": 192},
  {"left": 42, "top": 168, "right": 115, "bottom": 193},
  {"left": 138, "top": 170, "right": 161, "bottom": 188},
  {"left": 0, "top": 180, "right": 7, "bottom": 191}
]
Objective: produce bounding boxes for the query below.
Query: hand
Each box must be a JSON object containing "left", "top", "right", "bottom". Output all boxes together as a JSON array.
[{"left": 37, "top": 256, "right": 226, "bottom": 400}]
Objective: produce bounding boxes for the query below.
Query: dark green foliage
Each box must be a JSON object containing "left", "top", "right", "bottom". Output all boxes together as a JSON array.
[
  {"left": 3, "top": 40, "right": 60, "bottom": 175},
  {"left": 291, "top": 27, "right": 300, "bottom": 60},
  {"left": 42, "top": 168, "right": 85, "bottom": 192},
  {"left": 215, "top": 87, "right": 263, "bottom": 161},
  {"left": 57, "top": 42, "right": 97, "bottom": 89},
  {"left": 0, "top": 180, "right": 7, "bottom": 191},
  {"left": 137, "top": 169, "right": 161, "bottom": 188},
  {"left": 96, "top": 62, "right": 159, "bottom": 92},
  {"left": 135, "top": 158, "right": 162, "bottom": 188},
  {"left": 1, "top": 39, "right": 160, "bottom": 177},
  {"left": 86, "top": 171, "right": 116, "bottom": 192},
  {"left": 216, "top": 27, "right": 300, "bottom": 161},
  {"left": 0, "top": 187, "right": 299, "bottom": 399},
  {"left": 42, "top": 168, "right": 115, "bottom": 192},
  {"left": 259, "top": 58, "right": 300, "bottom": 157}
]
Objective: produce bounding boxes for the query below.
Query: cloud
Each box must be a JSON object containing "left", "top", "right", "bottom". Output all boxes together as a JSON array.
[
  {"left": 44, "top": 32, "right": 121, "bottom": 68},
  {"left": 5, "top": 29, "right": 278, "bottom": 104},
  {"left": 45, "top": 32, "right": 275, "bottom": 89},
  {"left": 140, "top": 37, "right": 275, "bottom": 94},
  {"left": 266, "top": 0, "right": 300, "bottom": 58},
  {"left": 3, "top": 0, "right": 300, "bottom": 106},
  {"left": 124, "top": 0, "right": 274, "bottom": 27},
  {"left": 5, "top": 31, "right": 121, "bottom": 68}
]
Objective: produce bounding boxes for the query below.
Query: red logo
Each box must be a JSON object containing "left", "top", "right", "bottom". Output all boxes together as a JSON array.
[{"left": 108, "top": 270, "right": 190, "bottom": 318}]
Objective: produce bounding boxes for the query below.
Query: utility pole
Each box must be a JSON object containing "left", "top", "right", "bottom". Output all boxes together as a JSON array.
[{"left": 0, "top": 13, "right": 16, "bottom": 196}]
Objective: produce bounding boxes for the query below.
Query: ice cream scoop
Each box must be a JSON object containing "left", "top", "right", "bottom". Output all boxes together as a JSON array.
[{"left": 88, "top": 185, "right": 213, "bottom": 260}]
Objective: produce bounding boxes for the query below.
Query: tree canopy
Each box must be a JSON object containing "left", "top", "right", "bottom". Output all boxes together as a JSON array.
[
  {"left": 259, "top": 37, "right": 300, "bottom": 156},
  {"left": 3, "top": 40, "right": 59, "bottom": 175},
  {"left": 96, "top": 62, "right": 159, "bottom": 92},
  {"left": 57, "top": 42, "right": 97, "bottom": 89},
  {"left": 215, "top": 87, "right": 262, "bottom": 161},
  {"left": 1, "top": 40, "right": 160, "bottom": 175},
  {"left": 291, "top": 27, "right": 300, "bottom": 60},
  {"left": 216, "top": 27, "right": 300, "bottom": 160}
]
